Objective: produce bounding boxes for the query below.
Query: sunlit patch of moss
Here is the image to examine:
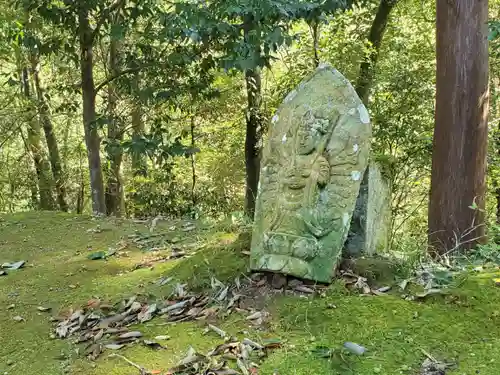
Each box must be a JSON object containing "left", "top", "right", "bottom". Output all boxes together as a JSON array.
[{"left": 0, "top": 212, "right": 246, "bottom": 374}]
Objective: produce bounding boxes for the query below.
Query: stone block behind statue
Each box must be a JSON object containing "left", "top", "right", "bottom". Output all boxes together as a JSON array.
[{"left": 250, "top": 64, "right": 372, "bottom": 283}]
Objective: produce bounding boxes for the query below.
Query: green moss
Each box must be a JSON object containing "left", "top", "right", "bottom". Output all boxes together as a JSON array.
[{"left": 3, "top": 212, "right": 500, "bottom": 375}]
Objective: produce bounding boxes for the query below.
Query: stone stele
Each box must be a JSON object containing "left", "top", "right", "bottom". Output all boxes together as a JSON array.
[
  {"left": 344, "top": 162, "right": 392, "bottom": 257},
  {"left": 250, "top": 64, "right": 372, "bottom": 283}
]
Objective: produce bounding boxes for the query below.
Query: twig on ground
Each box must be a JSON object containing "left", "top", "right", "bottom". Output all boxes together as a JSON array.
[
  {"left": 109, "top": 353, "right": 150, "bottom": 374},
  {"left": 419, "top": 348, "right": 437, "bottom": 362},
  {"left": 208, "top": 324, "right": 227, "bottom": 338}
]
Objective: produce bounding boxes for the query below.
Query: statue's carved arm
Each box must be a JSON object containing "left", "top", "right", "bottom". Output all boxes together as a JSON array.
[{"left": 300, "top": 207, "right": 338, "bottom": 238}]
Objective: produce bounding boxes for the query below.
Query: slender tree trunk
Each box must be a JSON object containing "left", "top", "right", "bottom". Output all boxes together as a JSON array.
[
  {"left": 105, "top": 31, "right": 125, "bottom": 217},
  {"left": 243, "top": 15, "right": 263, "bottom": 219},
  {"left": 131, "top": 74, "right": 147, "bottom": 177},
  {"left": 130, "top": 74, "right": 147, "bottom": 218},
  {"left": 429, "top": 0, "right": 489, "bottom": 255},
  {"left": 497, "top": 132, "right": 500, "bottom": 224},
  {"left": 355, "top": 0, "right": 398, "bottom": 106},
  {"left": 22, "top": 67, "right": 56, "bottom": 210},
  {"left": 29, "top": 170, "right": 38, "bottom": 210},
  {"left": 79, "top": 5, "right": 106, "bottom": 215},
  {"left": 76, "top": 143, "right": 85, "bottom": 214},
  {"left": 190, "top": 115, "right": 197, "bottom": 212},
  {"left": 491, "top": 76, "right": 500, "bottom": 227},
  {"left": 30, "top": 54, "right": 68, "bottom": 211},
  {"left": 310, "top": 21, "right": 320, "bottom": 68},
  {"left": 244, "top": 68, "right": 263, "bottom": 219}
]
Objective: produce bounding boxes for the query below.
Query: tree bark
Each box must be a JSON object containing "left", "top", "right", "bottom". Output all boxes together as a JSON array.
[
  {"left": 22, "top": 67, "right": 56, "bottom": 211},
  {"left": 310, "top": 21, "right": 320, "bottom": 68},
  {"left": 190, "top": 115, "right": 197, "bottom": 212},
  {"left": 429, "top": 0, "right": 489, "bottom": 255},
  {"left": 244, "top": 68, "right": 263, "bottom": 219},
  {"left": 131, "top": 74, "right": 147, "bottom": 177},
  {"left": 31, "top": 55, "right": 68, "bottom": 212},
  {"left": 105, "top": 29, "right": 125, "bottom": 217},
  {"left": 76, "top": 144, "right": 86, "bottom": 214},
  {"left": 79, "top": 5, "right": 106, "bottom": 214},
  {"left": 355, "top": 0, "right": 398, "bottom": 106}
]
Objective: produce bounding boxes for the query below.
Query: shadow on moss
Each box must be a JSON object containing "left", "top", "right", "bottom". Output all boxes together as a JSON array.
[{"left": 168, "top": 230, "right": 251, "bottom": 289}]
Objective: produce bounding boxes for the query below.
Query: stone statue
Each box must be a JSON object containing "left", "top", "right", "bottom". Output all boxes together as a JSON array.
[
  {"left": 344, "top": 162, "right": 392, "bottom": 257},
  {"left": 250, "top": 64, "right": 371, "bottom": 283}
]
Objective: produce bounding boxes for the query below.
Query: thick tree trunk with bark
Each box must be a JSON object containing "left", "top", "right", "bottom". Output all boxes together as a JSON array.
[
  {"left": 31, "top": 55, "right": 68, "bottom": 211},
  {"left": 22, "top": 67, "right": 56, "bottom": 211},
  {"left": 79, "top": 6, "right": 106, "bottom": 214},
  {"left": 244, "top": 68, "right": 263, "bottom": 219},
  {"left": 429, "top": 0, "right": 489, "bottom": 254},
  {"left": 105, "top": 31, "right": 125, "bottom": 217},
  {"left": 355, "top": 0, "right": 398, "bottom": 106}
]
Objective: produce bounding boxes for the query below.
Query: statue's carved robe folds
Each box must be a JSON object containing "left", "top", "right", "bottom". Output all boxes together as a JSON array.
[{"left": 250, "top": 64, "right": 371, "bottom": 283}]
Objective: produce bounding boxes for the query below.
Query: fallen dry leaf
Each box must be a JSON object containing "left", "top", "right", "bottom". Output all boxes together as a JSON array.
[
  {"left": 118, "top": 331, "right": 143, "bottom": 339},
  {"left": 143, "top": 340, "right": 166, "bottom": 350},
  {"left": 155, "top": 335, "right": 171, "bottom": 341},
  {"left": 2, "top": 260, "right": 26, "bottom": 270},
  {"left": 138, "top": 304, "right": 157, "bottom": 323}
]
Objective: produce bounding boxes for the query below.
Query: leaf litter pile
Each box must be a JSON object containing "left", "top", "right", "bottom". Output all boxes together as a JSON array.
[{"left": 51, "top": 274, "right": 295, "bottom": 374}]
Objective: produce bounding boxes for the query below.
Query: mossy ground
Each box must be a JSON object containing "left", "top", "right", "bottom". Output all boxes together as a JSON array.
[{"left": 1, "top": 212, "right": 500, "bottom": 374}]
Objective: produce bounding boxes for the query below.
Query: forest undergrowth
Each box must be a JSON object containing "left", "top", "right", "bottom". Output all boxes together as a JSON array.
[{"left": 1, "top": 212, "right": 500, "bottom": 375}]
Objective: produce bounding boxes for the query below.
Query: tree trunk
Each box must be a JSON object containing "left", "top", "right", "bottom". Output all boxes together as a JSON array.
[
  {"left": 429, "top": 0, "right": 489, "bottom": 255},
  {"left": 497, "top": 141, "right": 500, "bottom": 225},
  {"left": 310, "top": 21, "right": 320, "bottom": 68},
  {"left": 131, "top": 74, "right": 147, "bottom": 177},
  {"left": 355, "top": 0, "right": 398, "bottom": 106},
  {"left": 105, "top": 30, "right": 125, "bottom": 217},
  {"left": 244, "top": 68, "right": 263, "bottom": 219},
  {"left": 492, "top": 78, "right": 500, "bottom": 227},
  {"left": 76, "top": 143, "right": 86, "bottom": 214},
  {"left": 31, "top": 54, "right": 68, "bottom": 212},
  {"left": 79, "top": 5, "right": 106, "bottom": 215},
  {"left": 190, "top": 115, "right": 197, "bottom": 212},
  {"left": 22, "top": 67, "right": 56, "bottom": 210}
]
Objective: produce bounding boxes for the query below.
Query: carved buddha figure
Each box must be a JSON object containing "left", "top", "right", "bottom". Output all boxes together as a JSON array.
[
  {"left": 264, "top": 113, "right": 337, "bottom": 262},
  {"left": 250, "top": 65, "right": 372, "bottom": 283}
]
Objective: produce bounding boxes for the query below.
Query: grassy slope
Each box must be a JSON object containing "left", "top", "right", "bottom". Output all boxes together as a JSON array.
[{"left": 1, "top": 212, "right": 500, "bottom": 375}]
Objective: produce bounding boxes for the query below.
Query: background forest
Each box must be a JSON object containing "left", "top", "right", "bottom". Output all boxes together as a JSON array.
[
  {"left": 4, "top": 1, "right": 500, "bottom": 374},
  {"left": 0, "top": 0, "right": 499, "bottom": 253}
]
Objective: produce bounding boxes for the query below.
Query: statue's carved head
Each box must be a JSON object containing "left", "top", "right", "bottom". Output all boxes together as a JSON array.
[{"left": 297, "top": 111, "right": 330, "bottom": 155}]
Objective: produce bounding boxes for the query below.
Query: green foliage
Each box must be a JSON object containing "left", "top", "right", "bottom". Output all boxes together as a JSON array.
[{"left": 0, "top": 0, "right": 498, "bottom": 261}]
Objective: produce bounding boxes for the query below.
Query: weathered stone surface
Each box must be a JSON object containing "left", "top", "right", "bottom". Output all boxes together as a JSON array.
[
  {"left": 344, "top": 162, "right": 391, "bottom": 257},
  {"left": 250, "top": 64, "right": 371, "bottom": 283}
]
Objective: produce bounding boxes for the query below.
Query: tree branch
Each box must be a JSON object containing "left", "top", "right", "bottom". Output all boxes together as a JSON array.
[
  {"left": 94, "top": 67, "right": 142, "bottom": 96},
  {"left": 91, "top": 0, "right": 127, "bottom": 42}
]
